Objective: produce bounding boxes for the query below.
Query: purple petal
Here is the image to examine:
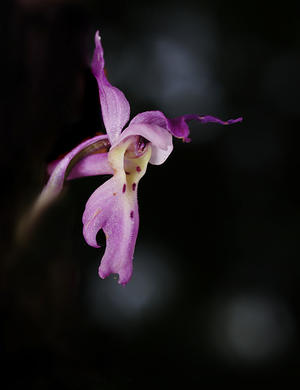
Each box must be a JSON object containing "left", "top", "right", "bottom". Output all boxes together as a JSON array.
[
  {"left": 130, "top": 110, "right": 243, "bottom": 143},
  {"left": 168, "top": 114, "right": 243, "bottom": 141},
  {"left": 48, "top": 153, "right": 113, "bottom": 179},
  {"left": 82, "top": 175, "right": 139, "bottom": 285},
  {"left": 82, "top": 135, "right": 152, "bottom": 285},
  {"left": 17, "top": 135, "right": 110, "bottom": 241},
  {"left": 129, "top": 110, "right": 191, "bottom": 142},
  {"left": 116, "top": 122, "right": 173, "bottom": 165},
  {"left": 91, "top": 31, "right": 130, "bottom": 144},
  {"left": 31, "top": 135, "right": 109, "bottom": 221},
  {"left": 129, "top": 110, "right": 170, "bottom": 128}
]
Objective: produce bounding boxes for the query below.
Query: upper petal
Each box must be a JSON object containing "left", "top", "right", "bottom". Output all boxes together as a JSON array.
[
  {"left": 130, "top": 110, "right": 243, "bottom": 143},
  {"left": 129, "top": 110, "right": 185, "bottom": 141},
  {"left": 91, "top": 31, "right": 130, "bottom": 144},
  {"left": 129, "top": 110, "right": 170, "bottom": 128}
]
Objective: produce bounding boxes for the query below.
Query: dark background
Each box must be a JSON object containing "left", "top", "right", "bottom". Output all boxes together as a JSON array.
[{"left": 1, "top": 0, "right": 300, "bottom": 387}]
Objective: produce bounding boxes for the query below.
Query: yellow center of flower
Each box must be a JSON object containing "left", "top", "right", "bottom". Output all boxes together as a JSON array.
[{"left": 108, "top": 136, "right": 152, "bottom": 196}]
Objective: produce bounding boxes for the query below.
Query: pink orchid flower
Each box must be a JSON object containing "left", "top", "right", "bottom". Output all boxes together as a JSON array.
[{"left": 33, "top": 31, "right": 242, "bottom": 285}]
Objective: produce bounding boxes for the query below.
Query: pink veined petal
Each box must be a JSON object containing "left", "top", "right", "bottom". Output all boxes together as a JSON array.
[
  {"left": 48, "top": 153, "right": 113, "bottom": 179},
  {"left": 32, "top": 135, "right": 109, "bottom": 221},
  {"left": 130, "top": 110, "right": 243, "bottom": 143},
  {"left": 82, "top": 175, "right": 139, "bottom": 285},
  {"left": 91, "top": 31, "right": 130, "bottom": 144},
  {"left": 129, "top": 110, "right": 170, "bottom": 128},
  {"left": 16, "top": 135, "right": 110, "bottom": 241},
  {"left": 114, "top": 122, "right": 173, "bottom": 165}
]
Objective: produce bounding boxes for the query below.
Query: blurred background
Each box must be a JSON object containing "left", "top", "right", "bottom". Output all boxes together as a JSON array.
[{"left": 1, "top": 0, "right": 300, "bottom": 387}]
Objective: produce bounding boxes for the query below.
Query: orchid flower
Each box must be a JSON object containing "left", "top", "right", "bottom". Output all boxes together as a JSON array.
[{"left": 30, "top": 31, "right": 242, "bottom": 285}]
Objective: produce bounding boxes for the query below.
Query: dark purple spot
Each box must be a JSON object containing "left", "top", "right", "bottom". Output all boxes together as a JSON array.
[
  {"left": 132, "top": 183, "right": 136, "bottom": 191},
  {"left": 122, "top": 184, "right": 126, "bottom": 193},
  {"left": 136, "top": 166, "right": 141, "bottom": 172},
  {"left": 125, "top": 171, "right": 130, "bottom": 175},
  {"left": 130, "top": 210, "right": 134, "bottom": 219}
]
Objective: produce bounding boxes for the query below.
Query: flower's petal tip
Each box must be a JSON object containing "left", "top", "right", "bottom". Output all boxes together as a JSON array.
[
  {"left": 92, "top": 31, "right": 105, "bottom": 78},
  {"left": 221, "top": 116, "right": 243, "bottom": 125},
  {"left": 98, "top": 267, "right": 108, "bottom": 280},
  {"left": 227, "top": 116, "right": 243, "bottom": 124},
  {"left": 181, "top": 136, "right": 191, "bottom": 143},
  {"left": 94, "top": 30, "right": 102, "bottom": 44},
  {"left": 82, "top": 227, "right": 101, "bottom": 249},
  {"left": 118, "top": 266, "right": 133, "bottom": 286},
  {"left": 87, "top": 241, "right": 101, "bottom": 249},
  {"left": 194, "top": 114, "right": 243, "bottom": 126},
  {"left": 118, "top": 275, "right": 130, "bottom": 286},
  {"left": 98, "top": 264, "right": 132, "bottom": 285},
  {"left": 98, "top": 269, "right": 128, "bottom": 286}
]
